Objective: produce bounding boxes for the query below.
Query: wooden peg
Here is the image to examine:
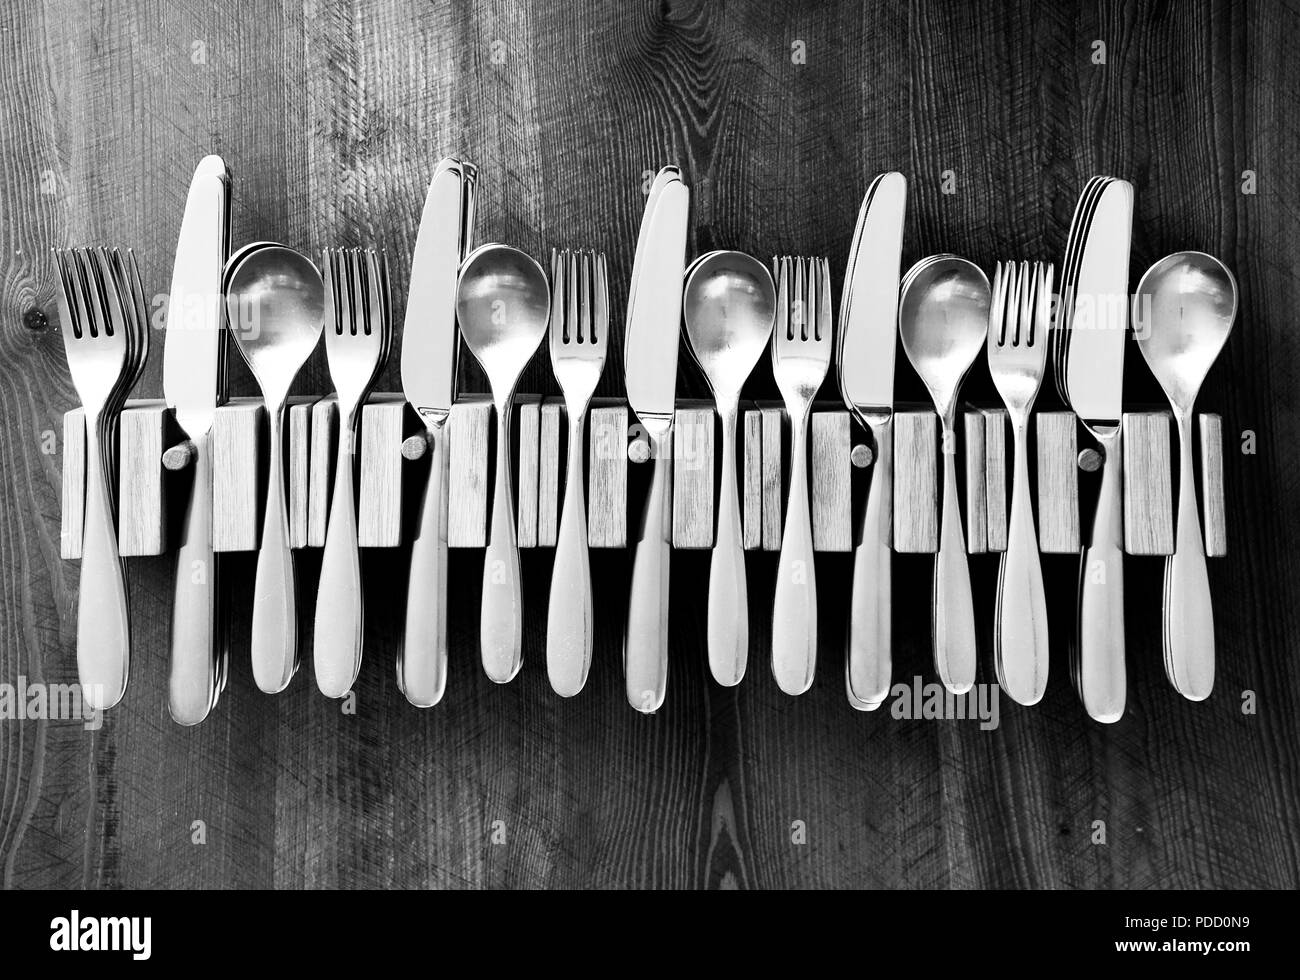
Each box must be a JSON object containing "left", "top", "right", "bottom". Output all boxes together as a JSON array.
[
  {"left": 60, "top": 408, "right": 86, "bottom": 560},
  {"left": 357, "top": 395, "right": 407, "bottom": 548},
  {"left": 447, "top": 396, "right": 491, "bottom": 547},
  {"left": 743, "top": 407, "right": 762, "bottom": 549},
  {"left": 1036, "top": 412, "right": 1080, "bottom": 553},
  {"left": 964, "top": 411, "right": 989, "bottom": 554},
  {"left": 983, "top": 409, "right": 1008, "bottom": 553},
  {"left": 286, "top": 398, "right": 314, "bottom": 549},
  {"left": 1123, "top": 412, "right": 1174, "bottom": 556},
  {"left": 893, "top": 409, "right": 938, "bottom": 553},
  {"left": 212, "top": 397, "right": 263, "bottom": 552},
  {"left": 671, "top": 404, "right": 714, "bottom": 549},
  {"left": 760, "top": 406, "right": 783, "bottom": 550},
  {"left": 162, "top": 440, "right": 196, "bottom": 471},
  {"left": 588, "top": 401, "right": 628, "bottom": 548},
  {"left": 118, "top": 402, "right": 167, "bottom": 556},
  {"left": 515, "top": 396, "right": 541, "bottom": 548},
  {"left": 537, "top": 400, "right": 562, "bottom": 547},
  {"left": 308, "top": 396, "right": 338, "bottom": 547},
  {"left": 811, "top": 410, "right": 851, "bottom": 552},
  {"left": 1200, "top": 413, "right": 1227, "bottom": 557},
  {"left": 401, "top": 431, "right": 429, "bottom": 461}
]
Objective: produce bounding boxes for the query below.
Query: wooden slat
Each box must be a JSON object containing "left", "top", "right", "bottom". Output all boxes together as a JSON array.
[
  {"left": 672, "top": 405, "right": 714, "bottom": 549},
  {"left": 1200, "top": 413, "right": 1227, "bottom": 557},
  {"left": 811, "top": 410, "right": 851, "bottom": 552},
  {"left": 964, "top": 411, "right": 988, "bottom": 553},
  {"left": 760, "top": 406, "right": 783, "bottom": 550},
  {"left": 117, "top": 402, "right": 166, "bottom": 556},
  {"left": 588, "top": 402, "right": 627, "bottom": 548},
  {"left": 358, "top": 396, "right": 406, "bottom": 548},
  {"left": 308, "top": 396, "right": 338, "bottom": 548},
  {"left": 515, "top": 396, "right": 540, "bottom": 548},
  {"left": 287, "top": 398, "right": 314, "bottom": 549},
  {"left": 984, "top": 409, "right": 1008, "bottom": 553},
  {"left": 1036, "top": 412, "right": 1079, "bottom": 553},
  {"left": 893, "top": 409, "right": 938, "bottom": 553},
  {"left": 742, "top": 406, "right": 762, "bottom": 549},
  {"left": 537, "top": 400, "right": 561, "bottom": 547},
  {"left": 60, "top": 408, "right": 85, "bottom": 560},
  {"left": 1123, "top": 412, "right": 1174, "bottom": 556},
  {"left": 212, "top": 397, "right": 262, "bottom": 553},
  {"left": 447, "top": 397, "right": 491, "bottom": 548}
]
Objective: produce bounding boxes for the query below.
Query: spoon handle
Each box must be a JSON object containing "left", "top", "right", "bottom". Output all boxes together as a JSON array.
[
  {"left": 772, "top": 408, "right": 817, "bottom": 695},
  {"left": 933, "top": 417, "right": 977, "bottom": 694},
  {"left": 846, "top": 416, "right": 892, "bottom": 708},
  {"left": 1075, "top": 424, "right": 1126, "bottom": 723},
  {"left": 707, "top": 403, "right": 747, "bottom": 687},
  {"left": 624, "top": 426, "right": 672, "bottom": 712},
  {"left": 251, "top": 403, "right": 297, "bottom": 693},
  {"left": 401, "top": 421, "right": 450, "bottom": 707},
  {"left": 314, "top": 415, "right": 364, "bottom": 698},
  {"left": 994, "top": 417, "right": 1049, "bottom": 705},
  {"left": 1165, "top": 411, "right": 1215, "bottom": 699},
  {"left": 481, "top": 401, "right": 523, "bottom": 683},
  {"left": 78, "top": 413, "right": 130, "bottom": 711},
  {"left": 168, "top": 429, "right": 222, "bottom": 725},
  {"left": 547, "top": 410, "right": 593, "bottom": 697}
]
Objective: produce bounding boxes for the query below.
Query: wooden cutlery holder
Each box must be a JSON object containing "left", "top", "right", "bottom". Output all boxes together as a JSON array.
[{"left": 60, "top": 397, "right": 1227, "bottom": 560}]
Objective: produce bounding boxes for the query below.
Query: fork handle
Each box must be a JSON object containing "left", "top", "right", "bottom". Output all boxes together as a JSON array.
[
  {"left": 1076, "top": 425, "right": 1126, "bottom": 723},
  {"left": 168, "top": 429, "right": 221, "bottom": 726},
  {"left": 933, "top": 415, "right": 977, "bottom": 694},
  {"left": 481, "top": 400, "right": 523, "bottom": 683},
  {"left": 707, "top": 402, "right": 748, "bottom": 687},
  {"left": 625, "top": 427, "right": 672, "bottom": 712},
  {"left": 547, "top": 410, "right": 593, "bottom": 697},
  {"left": 995, "top": 418, "right": 1049, "bottom": 705},
  {"left": 251, "top": 402, "right": 297, "bottom": 694},
  {"left": 78, "top": 415, "right": 130, "bottom": 711},
  {"left": 314, "top": 418, "right": 364, "bottom": 698},
  {"left": 773, "top": 409, "right": 817, "bottom": 695},
  {"left": 846, "top": 417, "right": 892, "bottom": 708},
  {"left": 1165, "top": 410, "right": 1214, "bottom": 700},
  {"left": 401, "top": 422, "right": 450, "bottom": 707}
]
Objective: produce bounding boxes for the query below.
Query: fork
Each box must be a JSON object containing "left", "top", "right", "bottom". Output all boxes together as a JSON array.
[
  {"left": 771, "top": 256, "right": 832, "bottom": 695},
  {"left": 314, "top": 247, "right": 390, "bottom": 698},
  {"left": 988, "top": 261, "right": 1053, "bottom": 705},
  {"left": 56, "top": 247, "right": 137, "bottom": 710},
  {"left": 546, "top": 249, "right": 608, "bottom": 696}
]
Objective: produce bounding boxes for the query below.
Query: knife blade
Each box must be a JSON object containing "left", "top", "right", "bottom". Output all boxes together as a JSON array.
[
  {"left": 623, "top": 172, "right": 689, "bottom": 713},
  {"left": 838, "top": 171, "right": 907, "bottom": 710},
  {"left": 399, "top": 158, "right": 475, "bottom": 708},
  {"left": 163, "top": 155, "right": 231, "bottom": 727}
]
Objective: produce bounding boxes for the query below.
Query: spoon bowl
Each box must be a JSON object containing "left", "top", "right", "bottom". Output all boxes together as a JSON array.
[
  {"left": 226, "top": 244, "right": 325, "bottom": 399},
  {"left": 683, "top": 250, "right": 776, "bottom": 397},
  {"left": 899, "top": 255, "right": 990, "bottom": 412},
  {"left": 457, "top": 244, "right": 551, "bottom": 389}
]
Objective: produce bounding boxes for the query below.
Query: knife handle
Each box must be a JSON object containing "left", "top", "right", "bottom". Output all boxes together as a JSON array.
[
  {"left": 401, "top": 423, "right": 450, "bottom": 707},
  {"left": 846, "top": 418, "right": 892, "bottom": 708},
  {"left": 314, "top": 418, "right": 364, "bottom": 698},
  {"left": 168, "top": 429, "right": 221, "bottom": 726},
  {"left": 994, "top": 417, "right": 1049, "bottom": 705},
  {"left": 772, "top": 410, "right": 817, "bottom": 695},
  {"left": 933, "top": 416, "right": 977, "bottom": 694},
  {"left": 1164, "top": 410, "right": 1214, "bottom": 700},
  {"left": 707, "top": 403, "right": 747, "bottom": 687},
  {"left": 625, "top": 427, "right": 672, "bottom": 712},
  {"left": 547, "top": 410, "right": 593, "bottom": 697},
  {"left": 481, "top": 401, "right": 523, "bottom": 683},
  {"left": 251, "top": 403, "right": 297, "bottom": 694},
  {"left": 78, "top": 414, "right": 130, "bottom": 711},
  {"left": 1076, "top": 425, "right": 1126, "bottom": 723}
]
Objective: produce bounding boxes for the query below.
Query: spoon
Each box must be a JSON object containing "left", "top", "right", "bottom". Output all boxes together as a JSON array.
[
  {"left": 1134, "top": 251, "right": 1237, "bottom": 701},
  {"left": 899, "top": 255, "right": 990, "bottom": 694},
  {"left": 682, "top": 250, "right": 776, "bottom": 686},
  {"left": 225, "top": 243, "right": 324, "bottom": 693},
  {"left": 456, "top": 244, "right": 550, "bottom": 682}
]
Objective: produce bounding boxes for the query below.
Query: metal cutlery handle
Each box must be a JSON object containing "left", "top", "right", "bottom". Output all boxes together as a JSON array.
[
  {"left": 772, "top": 411, "right": 817, "bottom": 695},
  {"left": 846, "top": 417, "right": 892, "bottom": 708},
  {"left": 481, "top": 402, "right": 523, "bottom": 683},
  {"left": 1165, "top": 411, "right": 1214, "bottom": 700},
  {"left": 78, "top": 417, "right": 130, "bottom": 711},
  {"left": 547, "top": 411, "right": 593, "bottom": 696},
  {"left": 1076, "top": 426, "right": 1126, "bottom": 722},
  {"left": 624, "top": 427, "right": 672, "bottom": 712},
  {"left": 314, "top": 419, "right": 364, "bottom": 698},
  {"left": 168, "top": 429, "right": 221, "bottom": 725},
  {"left": 995, "top": 418, "right": 1049, "bottom": 705},
  {"left": 707, "top": 402, "right": 747, "bottom": 687},
  {"left": 933, "top": 416, "right": 977, "bottom": 694},
  {"left": 251, "top": 404, "right": 297, "bottom": 694},
  {"left": 401, "top": 422, "right": 450, "bottom": 707}
]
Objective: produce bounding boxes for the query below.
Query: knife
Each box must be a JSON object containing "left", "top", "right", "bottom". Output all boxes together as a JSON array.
[
  {"left": 163, "top": 155, "right": 231, "bottom": 726},
  {"left": 1065, "top": 178, "right": 1133, "bottom": 724},
  {"left": 399, "top": 158, "right": 475, "bottom": 708},
  {"left": 838, "top": 172, "right": 907, "bottom": 711},
  {"left": 623, "top": 169, "right": 689, "bottom": 713}
]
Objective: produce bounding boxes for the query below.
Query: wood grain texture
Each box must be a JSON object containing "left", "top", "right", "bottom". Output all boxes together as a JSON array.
[
  {"left": 810, "top": 409, "right": 851, "bottom": 551},
  {"left": 60, "top": 408, "right": 84, "bottom": 559},
  {"left": 4, "top": 0, "right": 1298, "bottom": 892},
  {"left": 117, "top": 401, "right": 166, "bottom": 557},
  {"left": 537, "top": 399, "right": 561, "bottom": 547},
  {"left": 983, "top": 408, "right": 1008, "bottom": 553},
  {"left": 287, "top": 398, "right": 314, "bottom": 549},
  {"left": 1036, "top": 412, "right": 1080, "bottom": 553},
  {"left": 447, "top": 397, "right": 491, "bottom": 548},
  {"left": 212, "top": 398, "right": 261, "bottom": 553},
  {"left": 963, "top": 411, "right": 988, "bottom": 553},
  {"left": 587, "top": 402, "right": 627, "bottom": 548},
  {"left": 515, "top": 396, "right": 540, "bottom": 548},
  {"left": 894, "top": 409, "right": 938, "bottom": 553},
  {"left": 760, "top": 406, "right": 783, "bottom": 550},
  {"left": 1200, "top": 412, "right": 1226, "bottom": 557},
  {"left": 742, "top": 405, "right": 762, "bottom": 549},
  {"left": 308, "top": 397, "right": 338, "bottom": 548},
  {"left": 671, "top": 405, "right": 714, "bottom": 549},
  {"left": 357, "top": 396, "right": 405, "bottom": 548},
  {"left": 1123, "top": 411, "right": 1175, "bottom": 556}
]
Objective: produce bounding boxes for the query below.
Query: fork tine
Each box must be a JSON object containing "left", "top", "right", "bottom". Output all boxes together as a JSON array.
[
  {"left": 322, "top": 248, "right": 338, "bottom": 335},
  {"left": 366, "top": 248, "right": 384, "bottom": 340},
  {"left": 579, "top": 251, "right": 592, "bottom": 344},
  {"left": 593, "top": 252, "right": 608, "bottom": 346},
  {"left": 78, "top": 249, "right": 108, "bottom": 339},
  {"left": 795, "top": 256, "right": 807, "bottom": 340},
  {"left": 549, "top": 248, "right": 565, "bottom": 343},
  {"left": 773, "top": 256, "right": 789, "bottom": 342},
  {"left": 817, "top": 257, "right": 831, "bottom": 343},
  {"left": 350, "top": 248, "right": 366, "bottom": 336},
  {"left": 92, "top": 247, "right": 124, "bottom": 340},
  {"left": 566, "top": 248, "right": 579, "bottom": 343},
  {"left": 989, "top": 261, "right": 1007, "bottom": 346},
  {"left": 54, "top": 249, "right": 80, "bottom": 340},
  {"left": 1035, "top": 262, "right": 1054, "bottom": 348}
]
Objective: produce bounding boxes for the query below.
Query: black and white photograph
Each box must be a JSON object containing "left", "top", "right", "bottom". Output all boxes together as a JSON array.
[{"left": 0, "top": 0, "right": 1295, "bottom": 950}]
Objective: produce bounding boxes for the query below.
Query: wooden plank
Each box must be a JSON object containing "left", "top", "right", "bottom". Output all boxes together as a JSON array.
[
  {"left": 308, "top": 396, "right": 338, "bottom": 548},
  {"left": 287, "top": 398, "right": 314, "bottom": 550},
  {"left": 60, "top": 408, "right": 85, "bottom": 560},
  {"left": 811, "top": 410, "right": 851, "bottom": 552},
  {"left": 537, "top": 400, "right": 561, "bottom": 547},
  {"left": 515, "top": 396, "right": 540, "bottom": 548},
  {"left": 760, "top": 406, "right": 783, "bottom": 550},
  {"left": 1123, "top": 412, "right": 1174, "bottom": 556},
  {"left": 357, "top": 396, "right": 406, "bottom": 548},
  {"left": 984, "top": 409, "right": 1008, "bottom": 553},
  {"left": 447, "top": 397, "right": 491, "bottom": 548},
  {"left": 117, "top": 402, "right": 166, "bottom": 557},
  {"left": 212, "top": 397, "right": 262, "bottom": 553},
  {"left": 742, "top": 406, "right": 762, "bottom": 550},
  {"left": 1200, "top": 413, "right": 1227, "bottom": 557},
  {"left": 588, "top": 402, "right": 627, "bottom": 548},
  {"left": 1036, "top": 412, "right": 1080, "bottom": 554},
  {"left": 672, "top": 405, "right": 714, "bottom": 549},
  {"left": 964, "top": 411, "right": 988, "bottom": 554},
  {"left": 893, "top": 409, "right": 938, "bottom": 553}
]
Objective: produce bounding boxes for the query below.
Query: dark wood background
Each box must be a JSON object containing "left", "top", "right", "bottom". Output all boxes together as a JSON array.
[{"left": 1, "top": 0, "right": 1297, "bottom": 889}]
